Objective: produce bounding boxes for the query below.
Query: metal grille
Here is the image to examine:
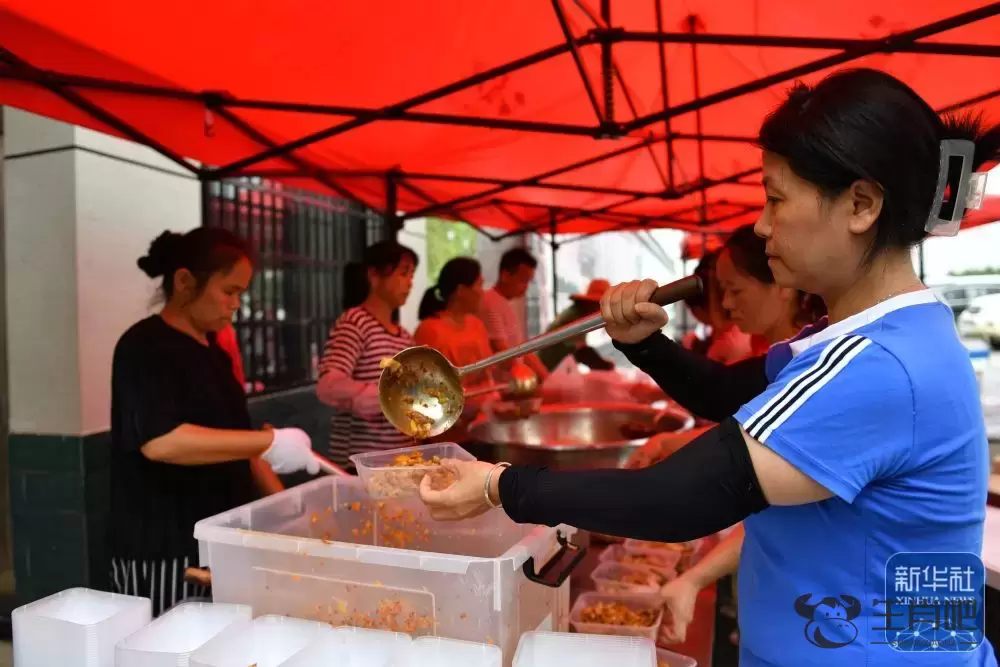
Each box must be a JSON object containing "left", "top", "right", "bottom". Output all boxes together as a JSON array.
[{"left": 204, "top": 177, "right": 389, "bottom": 394}]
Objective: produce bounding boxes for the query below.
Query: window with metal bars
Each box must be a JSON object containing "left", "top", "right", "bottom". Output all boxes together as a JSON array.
[{"left": 203, "top": 177, "right": 390, "bottom": 394}]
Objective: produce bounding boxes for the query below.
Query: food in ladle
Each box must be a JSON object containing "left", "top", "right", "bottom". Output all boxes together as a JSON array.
[
  {"left": 404, "top": 410, "right": 436, "bottom": 439},
  {"left": 580, "top": 601, "right": 658, "bottom": 627},
  {"left": 379, "top": 357, "right": 402, "bottom": 372}
]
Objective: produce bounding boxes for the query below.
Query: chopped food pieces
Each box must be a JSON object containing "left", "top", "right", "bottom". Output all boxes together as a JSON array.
[
  {"left": 379, "top": 357, "right": 402, "bottom": 372},
  {"left": 389, "top": 452, "right": 441, "bottom": 467},
  {"left": 619, "top": 552, "right": 672, "bottom": 568},
  {"left": 404, "top": 410, "right": 436, "bottom": 439},
  {"left": 631, "top": 540, "right": 687, "bottom": 552},
  {"left": 311, "top": 597, "right": 434, "bottom": 634},
  {"left": 612, "top": 569, "right": 664, "bottom": 587},
  {"left": 579, "top": 601, "right": 658, "bottom": 627},
  {"left": 363, "top": 451, "right": 456, "bottom": 498}
]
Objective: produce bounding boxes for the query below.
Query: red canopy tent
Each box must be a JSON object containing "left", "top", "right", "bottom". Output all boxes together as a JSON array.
[{"left": 1, "top": 1, "right": 999, "bottom": 240}]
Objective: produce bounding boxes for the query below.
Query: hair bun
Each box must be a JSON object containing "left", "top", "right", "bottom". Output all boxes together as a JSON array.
[{"left": 138, "top": 231, "right": 183, "bottom": 278}]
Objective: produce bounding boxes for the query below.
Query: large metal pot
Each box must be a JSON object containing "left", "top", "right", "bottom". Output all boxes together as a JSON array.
[{"left": 466, "top": 402, "right": 694, "bottom": 469}]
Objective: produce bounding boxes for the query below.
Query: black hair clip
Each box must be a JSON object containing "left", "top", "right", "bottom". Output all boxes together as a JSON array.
[{"left": 926, "top": 139, "right": 989, "bottom": 237}]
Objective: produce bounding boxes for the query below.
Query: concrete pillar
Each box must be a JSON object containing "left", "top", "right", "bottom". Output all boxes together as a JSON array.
[{"left": 3, "top": 108, "right": 200, "bottom": 600}]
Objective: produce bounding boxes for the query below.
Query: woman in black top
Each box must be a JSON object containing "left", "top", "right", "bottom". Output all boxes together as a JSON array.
[{"left": 110, "top": 228, "right": 319, "bottom": 615}]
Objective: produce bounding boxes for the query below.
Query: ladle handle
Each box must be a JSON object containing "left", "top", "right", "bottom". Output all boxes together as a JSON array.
[
  {"left": 460, "top": 275, "right": 701, "bottom": 376},
  {"left": 314, "top": 454, "right": 351, "bottom": 477},
  {"left": 464, "top": 384, "right": 505, "bottom": 399}
]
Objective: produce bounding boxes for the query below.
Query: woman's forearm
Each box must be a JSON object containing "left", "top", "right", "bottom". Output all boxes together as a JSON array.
[
  {"left": 250, "top": 457, "right": 285, "bottom": 495},
  {"left": 495, "top": 418, "right": 769, "bottom": 542},
  {"left": 141, "top": 424, "right": 272, "bottom": 465},
  {"left": 613, "top": 333, "right": 767, "bottom": 422},
  {"left": 683, "top": 525, "right": 745, "bottom": 590},
  {"left": 316, "top": 370, "right": 366, "bottom": 408}
]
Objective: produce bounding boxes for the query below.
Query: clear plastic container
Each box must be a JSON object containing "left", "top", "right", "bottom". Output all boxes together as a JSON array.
[
  {"left": 12, "top": 587, "right": 151, "bottom": 667},
  {"left": 568, "top": 592, "right": 664, "bottom": 642},
  {"left": 656, "top": 647, "right": 698, "bottom": 667},
  {"left": 622, "top": 540, "right": 688, "bottom": 571},
  {"left": 590, "top": 562, "right": 670, "bottom": 595},
  {"left": 513, "top": 631, "right": 656, "bottom": 667},
  {"left": 115, "top": 602, "right": 251, "bottom": 667},
  {"left": 350, "top": 443, "right": 476, "bottom": 499},
  {"left": 599, "top": 544, "right": 678, "bottom": 578},
  {"left": 390, "top": 636, "right": 502, "bottom": 667},
  {"left": 279, "top": 626, "right": 411, "bottom": 667},
  {"left": 195, "top": 475, "right": 573, "bottom": 667},
  {"left": 189, "top": 615, "right": 333, "bottom": 667}
]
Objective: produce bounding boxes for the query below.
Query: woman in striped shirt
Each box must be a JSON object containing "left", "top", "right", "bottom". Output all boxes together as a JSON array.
[{"left": 317, "top": 241, "right": 419, "bottom": 468}]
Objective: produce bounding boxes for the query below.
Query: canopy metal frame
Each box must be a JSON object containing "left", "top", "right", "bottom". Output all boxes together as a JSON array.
[{"left": 1, "top": 2, "right": 999, "bottom": 246}]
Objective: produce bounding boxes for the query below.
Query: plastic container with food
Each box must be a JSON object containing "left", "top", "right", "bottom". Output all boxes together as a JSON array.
[
  {"left": 590, "top": 562, "right": 670, "bottom": 595},
  {"left": 116, "top": 601, "right": 251, "bottom": 667},
  {"left": 568, "top": 593, "right": 664, "bottom": 642},
  {"left": 656, "top": 647, "right": 698, "bottom": 667},
  {"left": 12, "top": 587, "right": 152, "bottom": 667},
  {"left": 351, "top": 443, "right": 476, "bottom": 499},
  {"left": 599, "top": 545, "right": 678, "bottom": 579},
  {"left": 195, "top": 475, "right": 575, "bottom": 667},
  {"left": 513, "top": 631, "right": 656, "bottom": 667},
  {"left": 622, "top": 540, "right": 688, "bottom": 570}
]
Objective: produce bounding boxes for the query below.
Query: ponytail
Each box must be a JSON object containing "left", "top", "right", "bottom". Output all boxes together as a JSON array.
[
  {"left": 418, "top": 286, "right": 447, "bottom": 320},
  {"left": 419, "top": 257, "right": 482, "bottom": 320}
]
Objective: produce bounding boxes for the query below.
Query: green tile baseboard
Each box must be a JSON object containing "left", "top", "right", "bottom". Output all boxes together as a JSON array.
[
  {"left": 8, "top": 432, "right": 109, "bottom": 602},
  {"left": 7, "top": 389, "right": 327, "bottom": 602}
]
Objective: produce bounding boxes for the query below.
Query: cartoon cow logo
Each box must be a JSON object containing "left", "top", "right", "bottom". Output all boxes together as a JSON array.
[{"left": 794, "top": 594, "right": 862, "bottom": 649}]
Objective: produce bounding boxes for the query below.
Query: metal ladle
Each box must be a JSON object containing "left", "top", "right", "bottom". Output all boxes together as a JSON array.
[
  {"left": 378, "top": 275, "right": 701, "bottom": 439},
  {"left": 462, "top": 364, "right": 538, "bottom": 399}
]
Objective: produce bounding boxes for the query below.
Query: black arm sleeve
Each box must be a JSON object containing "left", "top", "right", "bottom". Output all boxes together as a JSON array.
[
  {"left": 497, "top": 417, "right": 769, "bottom": 542},
  {"left": 613, "top": 333, "right": 767, "bottom": 422}
]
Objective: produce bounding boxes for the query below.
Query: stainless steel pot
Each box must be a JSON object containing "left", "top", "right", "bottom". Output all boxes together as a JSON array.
[{"left": 466, "top": 402, "right": 694, "bottom": 469}]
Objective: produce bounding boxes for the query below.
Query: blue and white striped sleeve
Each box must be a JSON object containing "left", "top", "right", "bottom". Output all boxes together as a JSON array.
[{"left": 734, "top": 335, "right": 915, "bottom": 503}]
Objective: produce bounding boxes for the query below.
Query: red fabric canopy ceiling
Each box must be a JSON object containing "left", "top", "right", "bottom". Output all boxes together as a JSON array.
[{"left": 1, "top": 1, "right": 998, "bottom": 237}]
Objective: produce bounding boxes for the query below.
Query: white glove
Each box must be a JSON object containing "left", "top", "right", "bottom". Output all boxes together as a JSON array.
[{"left": 261, "top": 428, "right": 320, "bottom": 475}]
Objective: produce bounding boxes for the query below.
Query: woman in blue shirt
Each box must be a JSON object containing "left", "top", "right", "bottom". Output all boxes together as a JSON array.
[{"left": 420, "top": 68, "right": 999, "bottom": 666}]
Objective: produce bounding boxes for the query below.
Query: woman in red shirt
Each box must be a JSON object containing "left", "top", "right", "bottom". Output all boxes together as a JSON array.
[{"left": 414, "top": 258, "right": 499, "bottom": 441}]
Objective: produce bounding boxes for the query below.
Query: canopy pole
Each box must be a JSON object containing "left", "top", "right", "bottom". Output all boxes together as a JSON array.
[
  {"left": 550, "top": 209, "right": 559, "bottom": 316},
  {"left": 386, "top": 171, "right": 400, "bottom": 236},
  {"left": 687, "top": 16, "right": 709, "bottom": 225},
  {"left": 601, "top": 0, "right": 614, "bottom": 124},
  {"left": 654, "top": 0, "right": 675, "bottom": 190}
]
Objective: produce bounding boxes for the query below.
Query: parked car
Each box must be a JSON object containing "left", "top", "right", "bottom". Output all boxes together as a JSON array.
[
  {"left": 929, "top": 275, "right": 1000, "bottom": 319},
  {"left": 958, "top": 292, "right": 1000, "bottom": 349}
]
